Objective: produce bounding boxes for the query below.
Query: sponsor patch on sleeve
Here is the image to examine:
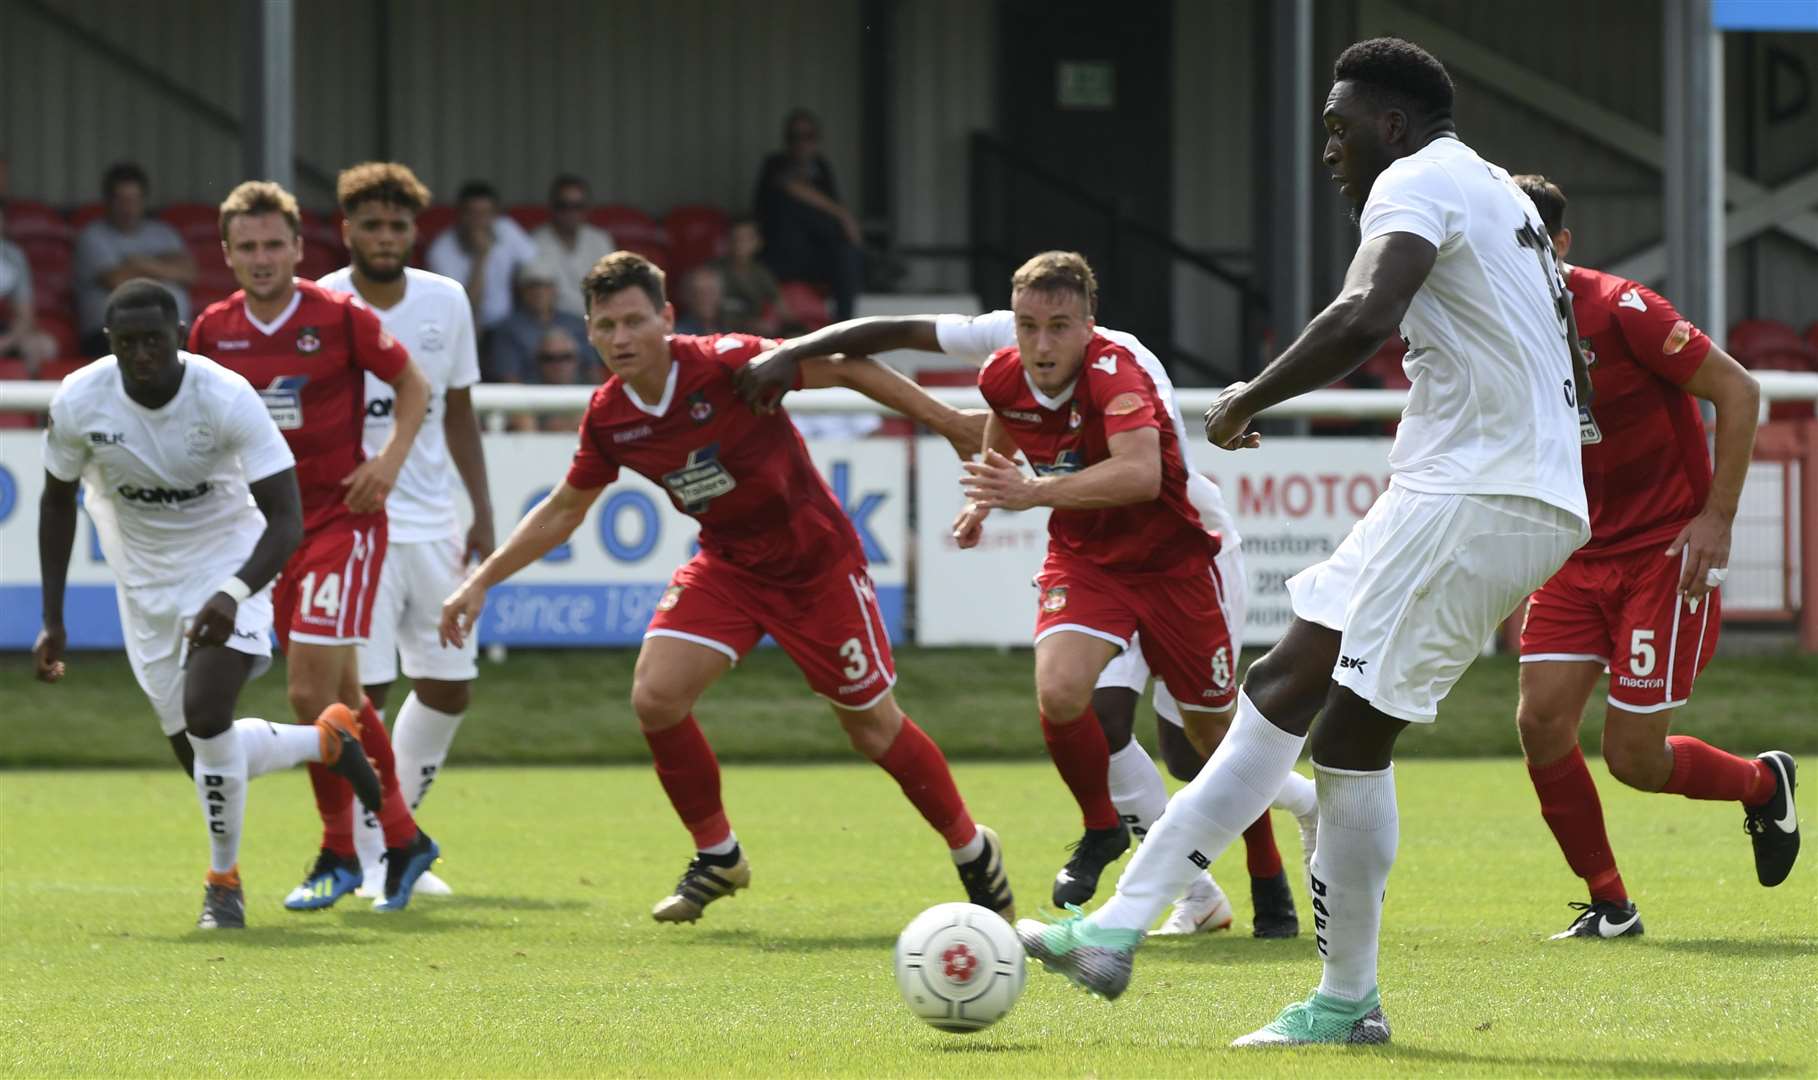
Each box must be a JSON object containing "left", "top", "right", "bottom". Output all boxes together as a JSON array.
[
  {"left": 1105, "top": 391, "right": 1144, "bottom": 416},
  {"left": 1662, "top": 319, "right": 1693, "bottom": 356}
]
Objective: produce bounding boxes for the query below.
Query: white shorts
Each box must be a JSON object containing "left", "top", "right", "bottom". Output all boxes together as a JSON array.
[
  {"left": 1286, "top": 484, "right": 1587, "bottom": 723},
  {"left": 356, "top": 535, "right": 479, "bottom": 685},
  {"left": 119, "top": 577, "right": 274, "bottom": 736},
  {"left": 1094, "top": 541, "right": 1249, "bottom": 726}
]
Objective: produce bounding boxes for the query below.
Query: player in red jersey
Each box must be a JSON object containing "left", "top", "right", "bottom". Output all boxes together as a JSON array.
[
  {"left": 189, "top": 181, "right": 443, "bottom": 912},
  {"left": 440, "top": 252, "right": 1015, "bottom": 924},
  {"left": 952, "top": 252, "right": 1240, "bottom": 909},
  {"left": 1510, "top": 176, "right": 1798, "bottom": 939}
]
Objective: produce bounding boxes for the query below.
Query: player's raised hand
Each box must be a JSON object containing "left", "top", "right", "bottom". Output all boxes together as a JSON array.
[
  {"left": 186, "top": 593, "right": 238, "bottom": 650},
  {"left": 950, "top": 500, "right": 990, "bottom": 549},
  {"left": 1665, "top": 508, "right": 1731, "bottom": 600},
  {"left": 732, "top": 347, "right": 799, "bottom": 414},
  {"left": 1204, "top": 382, "right": 1263, "bottom": 451},
  {"left": 440, "top": 579, "right": 487, "bottom": 648},
  {"left": 31, "top": 625, "right": 67, "bottom": 683},
  {"left": 962, "top": 448, "right": 1040, "bottom": 511},
  {"left": 341, "top": 455, "right": 402, "bottom": 514}
]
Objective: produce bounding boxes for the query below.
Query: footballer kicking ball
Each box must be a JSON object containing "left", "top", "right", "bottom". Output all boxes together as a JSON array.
[{"left": 893, "top": 902, "right": 1026, "bottom": 1032}]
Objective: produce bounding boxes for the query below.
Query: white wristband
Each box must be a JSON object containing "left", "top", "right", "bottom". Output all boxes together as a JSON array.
[{"left": 219, "top": 577, "right": 252, "bottom": 604}]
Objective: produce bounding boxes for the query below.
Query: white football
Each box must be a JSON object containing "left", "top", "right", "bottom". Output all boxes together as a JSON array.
[{"left": 893, "top": 901, "right": 1026, "bottom": 1033}]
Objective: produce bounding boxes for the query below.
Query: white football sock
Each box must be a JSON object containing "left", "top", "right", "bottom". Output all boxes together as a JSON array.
[
  {"left": 700, "top": 833, "right": 739, "bottom": 857},
  {"left": 353, "top": 795, "right": 386, "bottom": 886},
  {"left": 949, "top": 829, "right": 986, "bottom": 864},
  {"left": 1310, "top": 762, "right": 1398, "bottom": 1004},
  {"left": 1272, "top": 769, "right": 1318, "bottom": 819},
  {"left": 1106, "top": 739, "right": 1169, "bottom": 839},
  {"left": 188, "top": 728, "right": 247, "bottom": 876},
  {"left": 392, "top": 692, "right": 465, "bottom": 811},
  {"left": 235, "top": 718, "right": 320, "bottom": 779},
  {"left": 1094, "top": 691, "right": 1305, "bottom": 932}
]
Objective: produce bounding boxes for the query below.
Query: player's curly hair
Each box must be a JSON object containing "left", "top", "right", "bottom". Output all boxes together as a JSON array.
[
  {"left": 1512, "top": 174, "right": 1568, "bottom": 237},
  {"left": 582, "top": 251, "right": 667, "bottom": 313},
  {"left": 218, "top": 180, "right": 300, "bottom": 241},
  {"left": 1334, "top": 37, "right": 1454, "bottom": 121},
  {"left": 1010, "top": 251, "right": 1098, "bottom": 313},
  {"left": 337, "top": 162, "right": 432, "bottom": 215}
]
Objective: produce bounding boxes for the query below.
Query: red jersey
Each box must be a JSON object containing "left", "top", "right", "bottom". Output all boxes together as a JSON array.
[
  {"left": 979, "top": 337, "right": 1214, "bottom": 575},
  {"left": 566, "top": 334, "right": 864, "bottom": 584},
  {"left": 1568, "top": 266, "right": 1713, "bottom": 557},
  {"left": 189, "top": 279, "right": 410, "bottom": 531}
]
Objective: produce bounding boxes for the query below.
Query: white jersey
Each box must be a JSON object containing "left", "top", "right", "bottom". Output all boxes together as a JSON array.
[
  {"left": 317, "top": 267, "right": 480, "bottom": 543},
  {"left": 934, "top": 310, "right": 1240, "bottom": 547},
  {"left": 1358, "top": 136, "right": 1588, "bottom": 523},
  {"left": 42, "top": 353, "right": 295, "bottom": 589}
]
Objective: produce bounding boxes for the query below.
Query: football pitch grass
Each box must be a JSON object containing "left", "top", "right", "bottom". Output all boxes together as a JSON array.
[{"left": 4, "top": 759, "right": 1813, "bottom": 1078}]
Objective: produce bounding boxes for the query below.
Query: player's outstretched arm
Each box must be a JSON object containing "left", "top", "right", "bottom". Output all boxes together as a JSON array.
[
  {"left": 344, "top": 359, "right": 431, "bottom": 513},
  {"left": 444, "top": 386, "right": 497, "bottom": 564},
  {"left": 188, "top": 468, "right": 304, "bottom": 651},
  {"left": 34, "top": 473, "right": 80, "bottom": 683},
  {"left": 802, "top": 355, "right": 987, "bottom": 459},
  {"left": 1205, "top": 232, "right": 1436, "bottom": 449},
  {"left": 1667, "top": 347, "right": 1761, "bottom": 598},
  {"left": 964, "top": 427, "right": 1161, "bottom": 512},
  {"left": 733, "top": 316, "right": 945, "bottom": 410},
  {"left": 439, "top": 480, "right": 602, "bottom": 647}
]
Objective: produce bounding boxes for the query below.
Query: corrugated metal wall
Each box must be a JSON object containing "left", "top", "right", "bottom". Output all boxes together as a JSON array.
[{"left": 891, "top": 0, "right": 994, "bottom": 292}]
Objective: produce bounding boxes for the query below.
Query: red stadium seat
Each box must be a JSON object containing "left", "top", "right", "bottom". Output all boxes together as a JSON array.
[
  {"left": 507, "top": 204, "right": 550, "bottom": 233},
  {"left": 663, "top": 205, "right": 730, "bottom": 279},
  {"left": 0, "top": 358, "right": 30, "bottom": 379},
  {"left": 1805, "top": 322, "right": 1818, "bottom": 354},
  {"left": 160, "top": 202, "right": 223, "bottom": 244},
  {"left": 916, "top": 369, "right": 977, "bottom": 387},
  {"left": 3, "top": 200, "right": 70, "bottom": 243},
  {"left": 19, "top": 237, "right": 74, "bottom": 314},
  {"left": 32, "top": 312, "right": 79, "bottom": 357},
  {"left": 67, "top": 203, "right": 106, "bottom": 230},
  {"left": 590, "top": 205, "right": 667, "bottom": 252},
  {"left": 778, "top": 281, "right": 833, "bottom": 332},
  {"left": 414, "top": 204, "right": 458, "bottom": 260},
  {"left": 1359, "top": 336, "right": 1411, "bottom": 390},
  {"left": 37, "top": 357, "right": 91, "bottom": 381},
  {"left": 1730, "top": 319, "right": 1818, "bottom": 374}
]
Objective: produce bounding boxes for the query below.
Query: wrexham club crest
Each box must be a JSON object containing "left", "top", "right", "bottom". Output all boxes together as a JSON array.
[
  {"left": 688, "top": 391, "right": 714, "bottom": 423},
  {"left": 296, "top": 326, "right": 322, "bottom": 354},
  {"left": 1041, "top": 586, "right": 1068, "bottom": 613}
]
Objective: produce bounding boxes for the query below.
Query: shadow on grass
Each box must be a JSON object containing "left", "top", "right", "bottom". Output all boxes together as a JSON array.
[
  {"left": 693, "top": 927, "right": 898, "bottom": 953},
  {"left": 1355, "top": 1044, "right": 1799, "bottom": 1078},
  {"left": 446, "top": 894, "right": 591, "bottom": 913},
  {"left": 1636, "top": 936, "right": 1818, "bottom": 958},
  {"left": 157, "top": 927, "right": 364, "bottom": 948},
  {"left": 1143, "top": 935, "right": 1319, "bottom": 966},
  {"left": 931, "top": 1041, "right": 1041, "bottom": 1054}
]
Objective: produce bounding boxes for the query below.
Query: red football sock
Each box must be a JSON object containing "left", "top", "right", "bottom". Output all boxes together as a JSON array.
[
  {"left": 358, "top": 699, "right": 419, "bottom": 848},
  {"left": 1041, "top": 708, "right": 1120, "bottom": 831},
  {"left": 874, "top": 717, "right": 977, "bottom": 849},
  {"left": 1243, "top": 814, "right": 1283, "bottom": 879},
  {"left": 644, "top": 715, "right": 731, "bottom": 850},
  {"left": 1529, "top": 746, "right": 1626, "bottom": 904},
  {"left": 306, "top": 762, "right": 357, "bottom": 859},
  {"left": 1663, "top": 736, "right": 1775, "bottom": 805}
]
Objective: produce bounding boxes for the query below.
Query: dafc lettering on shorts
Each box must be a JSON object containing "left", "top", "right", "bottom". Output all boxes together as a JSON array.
[
  {"left": 838, "top": 668, "right": 884, "bottom": 696},
  {"left": 117, "top": 481, "right": 212, "bottom": 505},
  {"left": 1310, "top": 871, "right": 1330, "bottom": 956},
  {"left": 204, "top": 774, "right": 228, "bottom": 835}
]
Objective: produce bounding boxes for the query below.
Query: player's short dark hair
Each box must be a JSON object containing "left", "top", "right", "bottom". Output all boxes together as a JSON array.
[
  {"left": 548, "top": 173, "right": 590, "bottom": 204},
  {"left": 456, "top": 180, "right": 500, "bottom": 205},
  {"left": 582, "top": 251, "right": 667, "bottom": 314},
  {"left": 104, "top": 278, "right": 179, "bottom": 326},
  {"left": 1010, "top": 250, "right": 1099, "bottom": 314},
  {"left": 101, "top": 161, "right": 150, "bottom": 198},
  {"left": 337, "top": 161, "right": 432, "bottom": 215},
  {"left": 1334, "top": 37, "right": 1454, "bottom": 121},
  {"left": 218, "top": 180, "right": 300, "bottom": 241},
  {"left": 1512, "top": 174, "right": 1567, "bottom": 237}
]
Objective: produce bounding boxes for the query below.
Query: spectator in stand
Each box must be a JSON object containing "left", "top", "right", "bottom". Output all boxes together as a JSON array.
[
  {"left": 427, "top": 180, "right": 537, "bottom": 338},
  {"left": 673, "top": 265, "right": 726, "bottom": 336},
  {"left": 713, "top": 218, "right": 782, "bottom": 336},
  {"left": 487, "top": 258, "right": 596, "bottom": 384},
  {"left": 0, "top": 200, "right": 59, "bottom": 371},
  {"left": 73, "top": 163, "right": 195, "bottom": 356},
  {"left": 752, "top": 108, "right": 864, "bottom": 320},
  {"left": 510, "top": 326, "right": 593, "bottom": 433},
  {"left": 530, "top": 174, "right": 616, "bottom": 318}
]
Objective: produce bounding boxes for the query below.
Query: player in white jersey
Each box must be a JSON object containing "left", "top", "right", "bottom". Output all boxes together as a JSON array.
[
  {"left": 731, "top": 308, "right": 1319, "bottom": 935},
  {"left": 33, "top": 280, "right": 384, "bottom": 929},
  {"left": 318, "top": 163, "right": 494, "bottom": 898},
  {"left": 1004, "top": 39, "right": 1592, "bottom": 1043}
]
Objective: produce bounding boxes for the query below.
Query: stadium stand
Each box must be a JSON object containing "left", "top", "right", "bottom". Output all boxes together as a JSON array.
[
  {"left": 590, "top": 204, "right": 670, "bottom": 270},
  {"left": 664, "top": 204, "right": 731, "bottom": 280}
]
